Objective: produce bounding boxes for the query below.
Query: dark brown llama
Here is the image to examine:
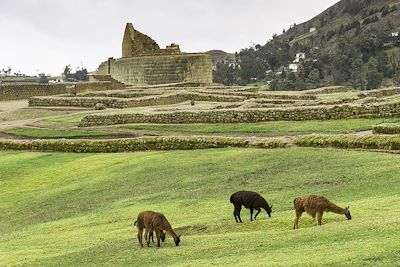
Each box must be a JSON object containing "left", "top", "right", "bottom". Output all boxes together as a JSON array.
[
  {"left": 293, "top": 195, "right": 351, "bottom": 229},
  {"left": 135, "top": 211, "right": 181, "bottom": 247},
  {"left": 230, "top": 191, "right": 272, "bottom": 223}
]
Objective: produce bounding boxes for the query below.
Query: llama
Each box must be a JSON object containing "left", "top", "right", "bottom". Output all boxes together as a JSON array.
[
  {"left": 293, "top": 195, "right": 351, "bottom": 229},
  {"left": 135, "top": 211, "right": 181, "bottom": 247},
  {"left": 230, "top": 191, "right": 272, "bottom": 223}
]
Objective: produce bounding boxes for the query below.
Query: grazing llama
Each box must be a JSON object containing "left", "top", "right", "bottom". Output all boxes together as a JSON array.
[
  {"left": 293, "top": 195, "right": 351, "bottom": 229},
  {"left": 230, "top": 191, "right": 272, "bottom": 223},
  {"left": 135, "top": 211, "right": 181, "bottom": 247}
]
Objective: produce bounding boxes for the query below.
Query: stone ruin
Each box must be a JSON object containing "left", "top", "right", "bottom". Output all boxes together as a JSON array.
[
  {"left": 122, "top": 23, "right": 181, "bottom": 57},
  {"left": 96, "top": 23, "right": 212, "bottom": 86}
]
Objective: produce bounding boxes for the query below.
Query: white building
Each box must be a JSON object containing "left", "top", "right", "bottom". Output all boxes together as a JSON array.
[
  {"left": 392, "top": 32, "right": 399, "bottom": 37},
  {"left": 289, "top": 64, "right": 299, "bottom": 72},
  {"left": 293, "top": 53, "right": 306, "bottom": 63},
  {"left": 309, "top": 27, "right": 317, "bottom": 33}
]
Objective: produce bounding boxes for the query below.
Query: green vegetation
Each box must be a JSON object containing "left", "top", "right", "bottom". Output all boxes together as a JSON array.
[
  {"left": 122, "top": 118, "right": 400, "bottom": 136},
  {"left": 3, "top": 127, "right": 109, "bottom": 139},
  {"left": 44, "top": 114, "right": 87, "bottom": 126},
  {"left": 213, "top": 0, "right": 400, "bottom": 89},
  {"left": 0, "top": 148, "right": 399, "bottom": 266},
  {"left": 296, "top": 134, "right": 400, "bottom": 150},
  {"left": 316, "top": 91, "right": 358, "bottom": 101}
]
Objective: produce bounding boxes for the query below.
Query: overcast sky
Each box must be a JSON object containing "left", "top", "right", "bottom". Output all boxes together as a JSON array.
[{"left": 0, "top": 0, "right": 339, "bottom": 76}]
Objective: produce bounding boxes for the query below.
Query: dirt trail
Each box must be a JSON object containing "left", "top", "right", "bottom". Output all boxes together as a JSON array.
[{"left": 0, "top": 100, "right": 93, "bottom": 131}]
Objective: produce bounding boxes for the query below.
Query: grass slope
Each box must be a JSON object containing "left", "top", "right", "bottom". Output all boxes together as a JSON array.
[
  {"left": 3, "top": 127, "right": 109, "bottom": 139},
  {"left": 122, "top": 118, "right": 400, "bottom": 136},
  {"left": 1, "top": 148, "right": 400, "bottom": 266}
]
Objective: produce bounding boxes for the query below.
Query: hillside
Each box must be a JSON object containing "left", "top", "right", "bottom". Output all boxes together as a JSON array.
[
  {"left": 207, "top": 50, "right": 235, "bottom": 69},
  {"left": 1, "top": 149, "right": 400, "bottom": 265},
  {"left": 280, "top": 0, "right": 400, "bottom": 54},
  {"left": 214, "top": 0, "right": 400, "bottom": 90}
]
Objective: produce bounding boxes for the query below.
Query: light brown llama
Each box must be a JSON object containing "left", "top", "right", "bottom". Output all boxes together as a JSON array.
[
  {"left": 293, "top": 195, "right": 351, "bottom": 229},
  {"left": 135, "top": 211, "right": 181, "bottom": 247}
]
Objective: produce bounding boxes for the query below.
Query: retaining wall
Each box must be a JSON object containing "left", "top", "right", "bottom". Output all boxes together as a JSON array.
[
  {"left": 29, "top": 92, "right": 245, "bottom": 108},
  {"left": 79, "top": 102, "right": 400, "bottom": 126},
  {"left": 0, "top": 82, "right": 124, "bottom": 101}
]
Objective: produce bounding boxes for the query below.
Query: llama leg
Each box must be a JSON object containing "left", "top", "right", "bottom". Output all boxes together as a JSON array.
[
  {"left": 148, "top": 231, "right": 154, "bottom": 243},
  {"left": 254, "top": 208, "right": 261, "bottom": 220},
  {"left": 233, "top": 209, "right": 238, "bottom": 223},
  {"left": 316, "top": 211, "right": 323, "bottom": 225},
  {"left": 250, "top": 208, "right": 254, "bottom": 221},
  {"left": 294, "top": 211, "right": 302, "bottom": 229},
  {"left": 137, "top": 228, "right": 144, "bottom": 247},
  {"left": 234, "top": 205, "right": 242, "bottom": 223},
  {"left": 155, "top": 230, "right": 161, "bottom": 247},
  {"left": 144, "top": 229, "right": 150, "bottom": 247}
]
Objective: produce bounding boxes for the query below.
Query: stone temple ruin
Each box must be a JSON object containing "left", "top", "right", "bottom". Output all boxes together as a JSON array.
[{"left": 96, "top": 23, "right": 212, "bottom": 86}]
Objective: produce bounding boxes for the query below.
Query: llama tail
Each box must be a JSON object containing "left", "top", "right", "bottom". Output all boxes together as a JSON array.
[
  {"left": 134, "top": 220, "right": 137, "bottom": 227},
  {"left": 230, "top": 194, "right": 234, "bottom": 203}
]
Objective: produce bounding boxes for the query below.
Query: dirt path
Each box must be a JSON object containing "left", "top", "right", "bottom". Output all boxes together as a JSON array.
[{"left": 0, "top": 100, "right": 29, "bottom": 113}]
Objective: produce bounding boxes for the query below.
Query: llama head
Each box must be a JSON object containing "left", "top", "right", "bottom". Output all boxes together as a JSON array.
[
  {"left": 160, "top": 231, "right": 166, "bottom": 242},
  {"left": 266, "top": 205, "right": 272, "bottom": 217},
  {"left": 344, "top": 206, "right": 351, "bottom": 220},
  {"left": 174, "top": 234, "right": 182, "bottom": 246}
]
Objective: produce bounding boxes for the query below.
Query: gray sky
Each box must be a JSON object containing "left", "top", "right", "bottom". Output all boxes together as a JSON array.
[{"left": 0, "top": 0, "right": 339, "bottom": 76}]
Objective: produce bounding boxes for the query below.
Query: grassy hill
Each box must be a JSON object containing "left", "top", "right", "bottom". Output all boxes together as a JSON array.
[
  {"left": 207, "top": 50, "right": 235, "bottom": 69},
  {"left": 1, "top": 148, "right": 400, "bottom": 266},
  {"left": 280, "top": 0, "right": 400, "bottom": 52}
]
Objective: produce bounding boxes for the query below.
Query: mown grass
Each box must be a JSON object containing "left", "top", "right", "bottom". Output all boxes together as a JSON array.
[
  {"left": 121, "top": 118, "right": 400, "bottom": 136},
  {"left": 316, "top": 91, "right": 358, "bottom": 101},
  {"left": 3, "top": 127, "right": 109, "bottom": 139},
  {"left": 1, "top": 148, "right": 399, "bottom": 266}
]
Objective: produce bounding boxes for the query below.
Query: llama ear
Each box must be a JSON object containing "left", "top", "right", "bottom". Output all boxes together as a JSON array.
[
  {"left": 178, "top": 234, "right": 182, "bottom": 238},
  {"left": 347, "top": 206, "right": 350, "bottom": 209}
]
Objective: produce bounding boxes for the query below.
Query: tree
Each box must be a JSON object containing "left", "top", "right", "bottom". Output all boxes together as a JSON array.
[
  {"left": 308, "top": 69, "right": 320, "bottom": 84},
  {"left": 366, "top": 58, "right": 383, "bottom": 89},
  {"left": 376, "top": 52, "right": 390, "bottom": 77},
  {"left": 350, "top": 58, "right": 365, "bottom": 89}
]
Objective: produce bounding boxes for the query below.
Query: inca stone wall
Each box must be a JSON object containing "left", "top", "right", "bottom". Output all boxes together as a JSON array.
[
  {"left": 98, "top": 53, "right": 212, "bottom": 86},
  {"left": 97, "top": 23, "right": 212, "bottom": 86},
  {"left": 0, "top": 82, "right": 124, "bottom": 101},
  {"left": 29, "top": 92, "right": 244, "bottom": 108},
  {"left": 79, "top": 102, "right": 400, "bottom": 126}
]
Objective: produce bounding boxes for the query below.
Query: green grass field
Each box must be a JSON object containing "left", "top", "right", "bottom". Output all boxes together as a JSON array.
[
  {"left": 1, "top": 148, "right": 399, "bottom": 266},
  {"left": 121, "top": 118, "right": 400, "bottom": 136},
  {"left": 3, "top": 127, "right": 110, "bottom": 139}
]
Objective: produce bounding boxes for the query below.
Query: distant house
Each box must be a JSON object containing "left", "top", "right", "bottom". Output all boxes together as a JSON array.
[
  {"left": 293, "top": 53, "right": 306, "bottom": 63},
  {"left": 309, "top": 27, "right": 317, "bottom": 33},
  {"left": 289, "top": 63, "right": 299, "bottom": 72}
]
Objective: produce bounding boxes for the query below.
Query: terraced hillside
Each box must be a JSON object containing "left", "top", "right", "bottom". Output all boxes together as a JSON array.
[{"left": 1, "top": 84, "right": 400, "bottom": 266}]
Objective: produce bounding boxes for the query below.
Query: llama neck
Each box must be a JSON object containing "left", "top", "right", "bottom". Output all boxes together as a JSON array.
[
  {"left": 327, "top": 202, "right": 345, "bottom": 214},
  {"left": 162, "top": 221, "right": 178, "bottom": 239}
]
